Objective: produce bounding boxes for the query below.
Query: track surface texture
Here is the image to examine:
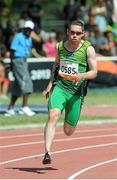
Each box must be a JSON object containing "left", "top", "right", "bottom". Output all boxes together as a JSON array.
[{"left": 0, "top": 123, "right": 117, "bottom": 179}]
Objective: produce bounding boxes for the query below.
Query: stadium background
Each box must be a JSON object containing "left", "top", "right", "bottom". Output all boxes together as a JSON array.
[
  {"left": 0, "top": 0, "right": 117, "bottom": 123},
  {"left": 0, "top": 2, "right": 116, "bottom": 179},
  {"left": 0, "top": 0, "right": 117, "bottom": 90}
]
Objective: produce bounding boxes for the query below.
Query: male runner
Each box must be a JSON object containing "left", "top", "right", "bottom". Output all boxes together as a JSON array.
[{"left": 42, "top": 19, "right": 97, "bottom": 164}]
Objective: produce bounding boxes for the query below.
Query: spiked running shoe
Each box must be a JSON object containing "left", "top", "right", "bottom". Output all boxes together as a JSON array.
[{"left": 42, "top": 152, "right": 51, "bottom": 165}]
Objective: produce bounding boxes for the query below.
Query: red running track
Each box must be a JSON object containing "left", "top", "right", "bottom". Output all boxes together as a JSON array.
[{"left": 0, "top": 123, "right": 117, "bottom": 179}]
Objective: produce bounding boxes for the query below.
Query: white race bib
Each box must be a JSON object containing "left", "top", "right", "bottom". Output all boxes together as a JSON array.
[{"left": 59, "top": 61, "right": 79, "bottom": 80}]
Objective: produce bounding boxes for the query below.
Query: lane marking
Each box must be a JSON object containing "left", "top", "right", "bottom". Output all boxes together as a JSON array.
[
  {"left": 0, "top": 119, "right": 117, "bottom": 131},
  {"left": 0, "top": 127, "right": 117, "bottom": 139},
  {"left": 0, "top": 133, "right": 117, "bottom": 148},
  {"left": 0, "top": 142, "right": 117, "bottom": 165},
  {"left": 67, "top": 158, "right": 117, "bottom": 179}
]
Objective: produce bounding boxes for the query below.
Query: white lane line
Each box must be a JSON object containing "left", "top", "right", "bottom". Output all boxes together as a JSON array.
[
  {"left": 67, "top": 158, "right": 117, "bottom": 180},
  {"left": 0, "top": 127, "right": 116, "bottom": 139},
  {"left": 0, "top": 133, "right": 117, "bottom": 149},
  {"left": 0, "top": 133, "right": 42, "bottom": 139},
  {"left": 0, "top": 142, "right": 117, "bottom": 165}
]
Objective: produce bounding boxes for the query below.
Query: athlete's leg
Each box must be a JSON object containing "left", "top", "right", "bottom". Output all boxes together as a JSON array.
[
  {"left": 64, "top": 121, "right": 76, "bottom": 136},
  {"left": 43, "top": 108, "right": 61, "bottom": 164},
  {"left": 64, "top": 95, "right": 84, "bottom": 136},
  {"left": 43, "top": 86, "right": 66, "bottom": 164},
  {"left": 44, "top": 108, "right": 61, "bottom": 153}
]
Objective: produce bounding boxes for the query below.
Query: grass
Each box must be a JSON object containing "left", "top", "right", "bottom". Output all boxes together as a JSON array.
[
  {"left": 0, "top": 88, "right": 117, "bottom": 128},
  {"left": 84, "top": 88, "right": 117, "bottom": 106},
  {"left": 0, "top": 114, "right": 116, "bottom": 127},
  {"left": 1, "top": 88, "right": 117, "bottom": 106}
]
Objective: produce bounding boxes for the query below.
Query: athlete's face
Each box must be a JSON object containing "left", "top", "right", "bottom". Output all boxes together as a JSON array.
[{"left": 67, "top": 25, "right": 84, "bottom": 42}]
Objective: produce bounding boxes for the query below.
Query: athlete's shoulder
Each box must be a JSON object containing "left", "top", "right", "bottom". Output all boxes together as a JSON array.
[
  {"left": 58, "top": 40, "right": 64, "bottom": 47},
  {"left": 57, "top": 40, "right": 64, "bottom": 52},
  {"left": 87, "top": 45, "right": 96, "bottom": 55},
  {"left": 84, "top": 40, "right": 92, "bottom": 47}
]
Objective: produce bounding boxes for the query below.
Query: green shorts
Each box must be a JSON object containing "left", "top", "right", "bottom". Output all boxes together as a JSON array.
[{"left": 48, "top": 85, "right": 84, "bottom": 126}]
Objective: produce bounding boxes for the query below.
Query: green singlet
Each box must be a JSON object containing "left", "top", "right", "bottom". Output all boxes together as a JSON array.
[{"left": 48, "top": 40, "right": 91, "bottom": 126}]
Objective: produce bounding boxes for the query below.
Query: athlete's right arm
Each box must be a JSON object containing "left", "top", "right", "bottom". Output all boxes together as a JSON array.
[{"left": 43, "top": 52, "right": 60, "bottom": 98}]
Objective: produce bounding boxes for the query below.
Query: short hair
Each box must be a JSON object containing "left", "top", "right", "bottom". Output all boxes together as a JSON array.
[{"left": 68, "top": 19, "right": 84, "bottom": 31}]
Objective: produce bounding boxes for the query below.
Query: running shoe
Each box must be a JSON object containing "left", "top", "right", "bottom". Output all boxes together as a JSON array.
[
  {"left": 19, "top": 106, "right": 35, "bottom": 116},
  {"left": 42, "top": 152, "right": 51, "bottom": 164},
  {"left": 5, "top": 109, "right": 16, "bottom": 116}
]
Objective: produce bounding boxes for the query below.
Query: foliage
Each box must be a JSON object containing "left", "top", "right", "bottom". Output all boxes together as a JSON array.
[
  {"left": 41, "top": 0, "right": 66, "bottom": 20},
  {"left": 4, "top": 0, "right": 13, "bottom": 7},
  {"left": 85, "top": 88, "right": 117, "bottom": 106}
]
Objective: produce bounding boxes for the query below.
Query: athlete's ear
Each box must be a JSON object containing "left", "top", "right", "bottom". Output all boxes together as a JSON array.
[
  {"left": 81, "top": 31, "right": 86, "bottom": 40},
  {"left": 84, "top": 31, "right": 88, "bottom": 38}
]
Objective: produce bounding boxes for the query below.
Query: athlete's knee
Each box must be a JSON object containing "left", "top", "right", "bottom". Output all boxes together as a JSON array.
[
  {"left": 64, "top": 128, "right": 74, "bottom": 136},
  {"left": 64, "top": 121, "right": 76, "bottom": 136},
  {"left": 48, "top": 109, "right": 61, "bottom": 123}
]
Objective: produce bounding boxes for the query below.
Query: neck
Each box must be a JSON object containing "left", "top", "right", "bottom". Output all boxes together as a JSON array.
[{"left": 66, "top": 40, "right": 83, "bottom": 51}]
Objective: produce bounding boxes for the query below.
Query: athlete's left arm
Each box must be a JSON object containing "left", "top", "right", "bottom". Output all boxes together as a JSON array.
[
  {"left": 84, "top": 45, "right": 97, "bottom": 79},
  {"left": 75, "top": 45, "right": 97, "bottom": 82}
]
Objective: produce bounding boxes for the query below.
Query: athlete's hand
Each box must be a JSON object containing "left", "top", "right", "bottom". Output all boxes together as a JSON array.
[
  {"left": 43, "top": 82, "right": 52, "bottom": 98},
  {"left": 73, "top": 72, "right": 84, "bottom": 84}
]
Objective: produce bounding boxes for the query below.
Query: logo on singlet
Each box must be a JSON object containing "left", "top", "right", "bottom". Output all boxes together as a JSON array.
[{"left": 67, "top": 52, "right": 74, "bottom": 57}]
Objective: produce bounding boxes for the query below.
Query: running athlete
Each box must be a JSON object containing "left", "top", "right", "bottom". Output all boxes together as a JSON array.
[{"left": 42, "top": 19, "right": 97, "bottom": 164}]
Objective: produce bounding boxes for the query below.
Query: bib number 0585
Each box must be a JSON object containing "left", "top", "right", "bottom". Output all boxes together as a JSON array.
[{"left": 60, "top": 66, "right": 76, "bottom": 75}]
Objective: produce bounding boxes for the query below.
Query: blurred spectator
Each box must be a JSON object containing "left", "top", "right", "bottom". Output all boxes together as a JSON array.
[
  {"left": 31, "top": 47, "right": 42, "bottom": 57},
  {"left": 90, "top": 0, "right": 107, "bottom": 32},
  {"left": 111, "top": 0, "right": 117, "bottom": 52},
  {"left": 55, "top": 31, "right": 65, "bottom": 42},
  {"left": 79, "top": 0, "right": 89, "bottom": 24},
  {"left": 43, "top": 32, "right": 57, "bottom": 58},
  {"left": 0, "top": 0, "right": 4, "bottom": 10},
  {"left": 30, "top": 29, "right": 44, "bottom": 57},
  {"left": 85, "top": 15, "right": 98, "bottom": 48},
  {"left": 0, "top": 0, "right": 10, "bottom": 27},
  {"left": 86, "top": 31, "right": 97, "bottom": 48},
  {"left": 17, "top": 13, "right": 43, "bottom": 57},
  {"left": 32, "top": 38, "right": 44, "bottom": 56},
  {"left": 85, "top": 14, "right": 97, "bottom": 33},
  {"left": 104, "top": 31, "right": 117, "bottom": 56},
  {"left": 106, "top": 0, "right": 114, "bottom": 26},
  {"left": 30, "top": 38, "right": 43, "bottom": 57},
  {"left": 0, "top": 34, "right": 10, "bottom": 59},
  {"left": 112, "top": 0, "right": 117, "bottom": 23},
  {"left": 2, "top": 16, "right": 16, "bottom": 51},
  {"left": 17, "top": 11, "right": 41, "bottom": 43},
  {"left": 62, "top": 0, "right": 83, "bottom": 32},
  {"left": 112, "top": 16, "right": 117, "bottom": 48},
  {"left": 27, "top": 0, "right": 44, "bottom": 32},
  {"left": 0, "top": 42, "right": 7, "bottom": 58},
  {"left": 94, "top": 27, "right": 112, "bottom": 56},
  {"left": 62, "top": 0, "right": 72, "bottom": 20},
  {"left": 0, "top": 35, "right": 11, "bottom": 99},
  {"left": 5, "top": 20, "right": 36, "bottom": 116},
  {"left": 17, "top": 10, "right": 29, "bottom": 32},
  {"left": 30, "top": 30, "right": 42, "bottom": 43},
  {"left": 0, "top": 59, "right": 10, "bottom": 99},
  {"left": 62, "top": 0, "right": 71, "bottom": 32}
]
